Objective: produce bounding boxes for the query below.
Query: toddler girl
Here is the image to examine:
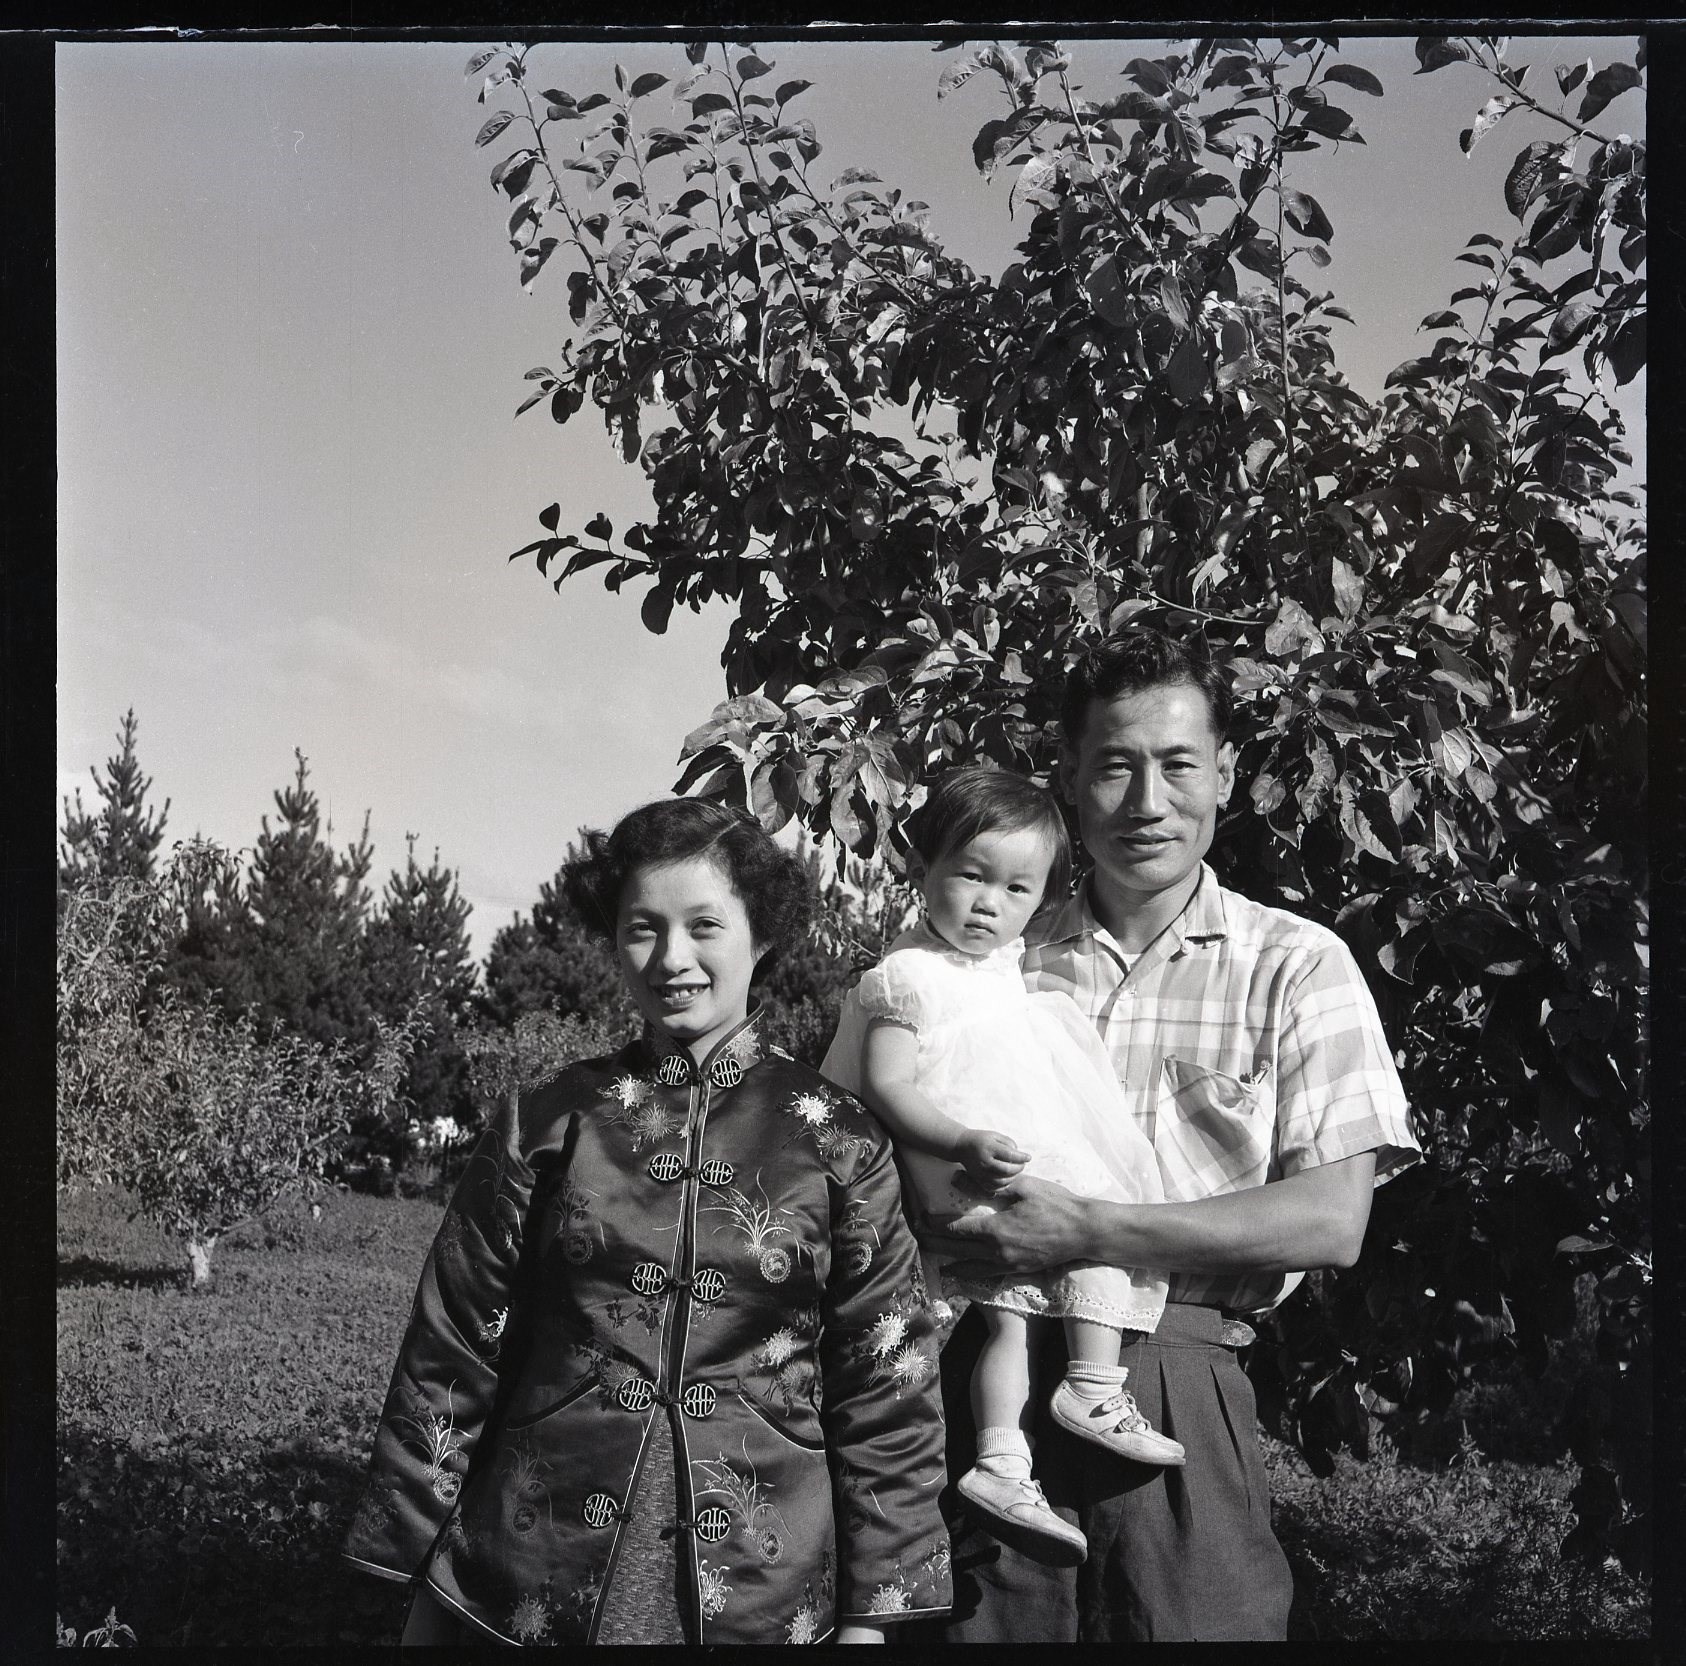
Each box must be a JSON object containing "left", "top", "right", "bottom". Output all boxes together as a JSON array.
[{"left": 823, "top": 766, "right": 1180, "bottom": 1561}]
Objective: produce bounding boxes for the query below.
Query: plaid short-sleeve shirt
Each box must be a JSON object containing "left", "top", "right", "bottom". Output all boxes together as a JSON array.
[{"left": 1024, "top": 863, "right": 1420, "bottom": 1315}]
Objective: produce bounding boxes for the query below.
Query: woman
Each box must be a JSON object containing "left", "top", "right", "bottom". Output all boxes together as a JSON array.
[{"left": 341, "top": 798, "right": 952, "bottom": 1644}]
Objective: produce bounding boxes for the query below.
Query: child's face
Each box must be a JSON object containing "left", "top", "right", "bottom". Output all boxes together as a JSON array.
[
  {"left": 615, "top": 856, "right": 762, "bottom": 1061},
  {"left": 917, "top": 825, "right": 1056, "bottom": 956}
]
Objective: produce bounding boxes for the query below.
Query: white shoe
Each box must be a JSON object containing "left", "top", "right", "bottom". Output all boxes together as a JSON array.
[
  {"left": 1050, "top": 1377, "right": 1187, "bottom": 1466},
  {"left": 956, "top": 1465, "right": 1088, "bottom": 1563}
]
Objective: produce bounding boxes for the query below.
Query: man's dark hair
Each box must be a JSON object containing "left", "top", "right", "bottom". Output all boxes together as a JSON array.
[
  {"left": 905, "top": 765, "right": 1074, "bottom": 913},
  {"left": 1059, "top": 626, "right": 1233, "bottom": 746},
  {"left": 561, "top": 797, "right": 813, "bottom": 967}
]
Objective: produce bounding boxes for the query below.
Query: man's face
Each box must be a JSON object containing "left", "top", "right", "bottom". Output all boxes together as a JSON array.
[{"left": 1058, "top": 680, "right": 1236, "bottom": 918}]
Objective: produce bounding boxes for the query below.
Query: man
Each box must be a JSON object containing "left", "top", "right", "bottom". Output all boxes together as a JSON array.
[{"left": 927, "top": 627, "right": 1421, "bottom": 1643}]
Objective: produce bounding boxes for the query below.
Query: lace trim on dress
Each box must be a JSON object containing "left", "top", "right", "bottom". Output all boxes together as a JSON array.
[{"left": 943, "top": 1272, "right": 1165, "bottom": 1335}]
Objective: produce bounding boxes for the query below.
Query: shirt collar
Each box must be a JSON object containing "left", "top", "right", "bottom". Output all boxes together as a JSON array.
[{"left": 1031, "top": 862, "right": 1229, "bottom": 958}]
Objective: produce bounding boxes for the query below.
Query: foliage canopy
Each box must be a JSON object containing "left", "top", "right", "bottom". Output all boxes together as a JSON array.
[{"left": 468, "top": 32, "right": 1648, "bottom": 1571}]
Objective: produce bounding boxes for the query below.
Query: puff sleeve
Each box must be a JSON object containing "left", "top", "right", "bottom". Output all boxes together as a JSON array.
[
  {"left": 853, "top": 953, "right": 929, "bottom": 1031},
  {"left": 817, "top": 1112, "right": 953, "bottom": 1625},
  {"left": 341, "top": 1090, "right": 541, "bottom": 1583}
]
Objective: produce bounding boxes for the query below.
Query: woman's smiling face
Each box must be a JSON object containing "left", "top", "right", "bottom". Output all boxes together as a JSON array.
[{"left": 614, "top": 856, "right": 762, "bottom": 1062}]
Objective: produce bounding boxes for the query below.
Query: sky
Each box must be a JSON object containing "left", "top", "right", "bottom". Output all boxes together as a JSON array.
[{"left": 55, "top": 32, "right": 1646, "bottom": 957}]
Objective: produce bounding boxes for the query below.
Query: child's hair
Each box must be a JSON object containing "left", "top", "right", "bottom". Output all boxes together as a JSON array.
[
  {"left": 560, "top": 797, "right": 813, "bottom": 969},
  {"left": 906, "top": 765, "right": 1074, "bottom": 911}
]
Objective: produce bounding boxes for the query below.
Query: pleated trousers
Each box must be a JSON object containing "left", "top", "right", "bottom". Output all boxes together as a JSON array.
[{"left": 929, "top": 1299, "right": 1295, "bottom": 1642}]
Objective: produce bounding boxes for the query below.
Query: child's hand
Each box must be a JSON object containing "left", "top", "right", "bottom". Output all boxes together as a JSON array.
[{"left": 956, "top": 1130, "right": 1031, "bottom": 1188}]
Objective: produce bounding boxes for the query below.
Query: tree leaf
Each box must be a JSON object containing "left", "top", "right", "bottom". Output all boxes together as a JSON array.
[
  {"left": 465, "top": 49, "right": 501, "bottom": 78},
  {"left": 1577, "top": 61, "right": 1641, "bottom": 122},
  {"left": 737, "top": 54, "right": 774, "bottom": 81},
  {"left": 1282, "top": 188, "right": 1334, "bottom": 242},
  {"left": 629, "top": 72, "right": 670, "bottom": 99},
  {"left": 640, "top": 581, "right": 675, "bottom": 635},
  {"left": 1605, "top": 315, "right": 1645, "bottom": 385},
  {"left": 1330, "top": 554, "right": 1363, "bottom": 620},
  {"left": 1414, "top": 36, "right": 1472, "bottom": 74},
  {"left": 776, "top": 78, "right": 812, "bottom": 107},
  {"left": 518, "top": 236, "right": 558, "bottom": 287},
  {"left": 1503, "top": 138, "right": 1558, "bottom": 218},
  {"left": 1324, "top": 63, "right": 1384, "bottom": 96},
  {"left": 1166, "top": 329, "right": 1209, "bottom": 404},
  {"left": 584, "top": 513, "right": 614, "bottom": 542},
  {"left": 1544, "top": 297, "right": 1599, "bottom": 356},
  {"left": 1086, "top": 255, "right": 1132, "bottom": 327},
  {"left": 938, "top": 51, "right": 987, "bottom": 99},
  {"left": 475, "top": 110, "right": 516, "bottom": 147},
  {"left": 1460, "top": 94, "right": 1518, "bottom": 154},
  {"left": 1297, "top": 103, "right": 1363, "bottom": 142}
]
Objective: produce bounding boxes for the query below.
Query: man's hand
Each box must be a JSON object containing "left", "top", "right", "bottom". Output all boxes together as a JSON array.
[
  {"left": 955, "top": 1130, "right": 1030, "bottom": 1189},
  {"left": 923, "top": 1174, "right": 1098, "bottom": 1280}
]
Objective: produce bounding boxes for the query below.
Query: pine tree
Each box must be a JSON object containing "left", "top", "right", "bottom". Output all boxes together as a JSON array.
[
  {"left": 227, "top": 750, "right": 378, "bottom": 1055},
  {"left": 369, "top": 836, "right": 478, "bottom": 1132},
  {"left": 59, "top": 708, "right": 170, "bottom": 893},
  {"left": 479, "top": 841, "right": 633, "bottom": 1033}
]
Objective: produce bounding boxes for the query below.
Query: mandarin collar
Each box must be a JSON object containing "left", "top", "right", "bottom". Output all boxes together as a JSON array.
[{"left": 633, "top": 1006, "right": 766, "bottom": 1088}]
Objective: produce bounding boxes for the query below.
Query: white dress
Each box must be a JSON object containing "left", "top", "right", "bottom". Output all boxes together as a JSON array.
[{"left": 822, "top": 922, "right": 1169, "bottom": 1334}]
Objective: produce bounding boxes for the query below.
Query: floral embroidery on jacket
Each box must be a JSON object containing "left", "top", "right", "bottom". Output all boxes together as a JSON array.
[
  {"left": 835, "top": 1198, "right": 880, "bottom": 1276},
  {"left": 549, "top": 1176, "right": 600, "bottom": 1265},
  {"left": 785, "top": 1601, "right": 820, "bottom": 1642},
  {"left": 604, "top": 1073, "right": 681, "bottom": 1149},
  {"left": 565, "top": 1562, "right": 606, "bottom": 1623},
  {"left": 703, "top": 1174, "right": 805, "bottom": 1284},
  {"left": 508, "top": 1588, "right": 554, "bottom": 1643},
  {"left": 918, "top": 1537, "right": 952, "bottom": 1587},
  {"left": 603, "top": 1295, "right": 663, "bottom": 1335},
  {"left": 502, "top": 1443, "right": 552, "bottom": 1536},
  {"left": 477, "top": 1306, "right": 509, "bottom": 1353},
  {"left": 779, "top": 1088, "right": 868, "bottom": 1165},
  {"left": 395, "top": 1383, "right": 467, "bottom": 1503},
  {"left": 695, "top": 1442, "right": 791, "bottom": 1566},
  {"left": 853, "top": 1293, "right": 937, "bottom": 1396},
  {"left": 573, "top": 1340, "right": 645, "bottom": 1410},
  {"left": 749, "top": 1327, "right": 806, "bottom": 1411},
  {"left": 698, "top": 1559, "right": 733, "bottom": 1619},
  {"left": 865, "top": 1579, "right": 913, "bottom": 1616}
]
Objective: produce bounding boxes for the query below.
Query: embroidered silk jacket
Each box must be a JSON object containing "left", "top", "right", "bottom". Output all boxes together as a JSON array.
[{"left": 342, "top": 1012, "right": 952, "bottom": 1645}]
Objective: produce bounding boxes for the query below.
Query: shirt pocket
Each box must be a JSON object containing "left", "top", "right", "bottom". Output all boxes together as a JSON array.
[{"left": 1155, "top": 1056, "right": 1276, "bottom": 1195}]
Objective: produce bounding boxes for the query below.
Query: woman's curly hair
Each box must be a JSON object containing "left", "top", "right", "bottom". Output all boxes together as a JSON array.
[{"left": 561, "top": 797, "right": 814, "bottom": 973}]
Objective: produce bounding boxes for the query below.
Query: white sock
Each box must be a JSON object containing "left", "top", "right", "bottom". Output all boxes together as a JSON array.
[
  {"left": 1061, "top": 1360, "right": 1128, "bottom": 1401},
  {"left": 974, "top": 1426, "right": 1033, "bottom": 1479}
]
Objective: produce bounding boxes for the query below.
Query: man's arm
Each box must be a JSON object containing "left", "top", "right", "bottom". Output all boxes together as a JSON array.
[{"left": 928, "top": 1150, "right": 1377, "bottom": 1282}]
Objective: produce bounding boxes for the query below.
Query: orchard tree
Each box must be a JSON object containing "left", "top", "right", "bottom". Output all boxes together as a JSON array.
[
  {"left": 466, "top": 33, "right": 1647, "bottom": 1569},
  {"left": 59, "top": 708, "right": 170, "bottom": 895},
  {"left": 56, "top": 841, "right": 421, "bottom": 1286}
]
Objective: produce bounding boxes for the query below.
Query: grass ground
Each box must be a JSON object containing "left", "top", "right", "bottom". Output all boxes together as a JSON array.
[{"left": 55, "top": 1184, "right": 1648, "bottom": 1646}]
